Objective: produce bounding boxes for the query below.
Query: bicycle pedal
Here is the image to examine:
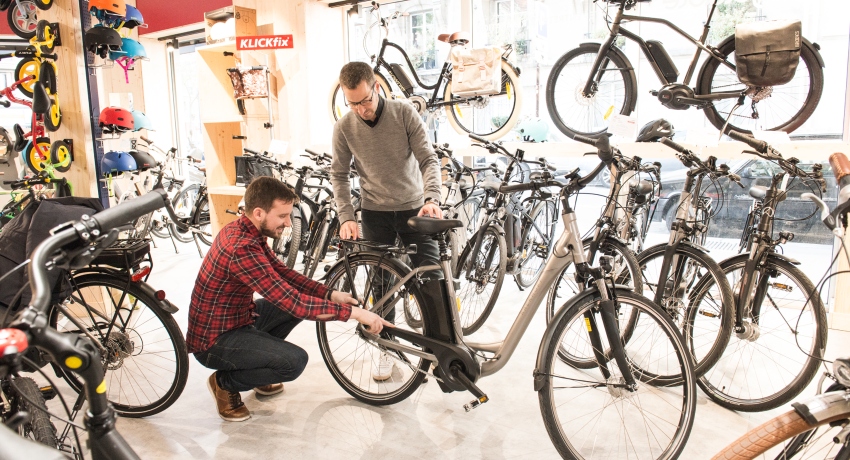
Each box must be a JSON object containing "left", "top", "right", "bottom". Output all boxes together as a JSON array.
[
  {"left": 464, "top": 395, "right": 489, "bottom": 412},
  {"left": 39, "top": 385, "right": 57, "bottom": 401}
]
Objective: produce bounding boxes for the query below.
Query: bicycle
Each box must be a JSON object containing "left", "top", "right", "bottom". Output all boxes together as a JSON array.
[
  {"left": 0, "top": 190, "right": 171, "bottom": 459},
  {"left": 546, "top": 0, "right": 825, "bottom": 138},
  {"left": 329, "top": 1, "right": 522, "bottom": 141},
  {"left": 689, "top": 131, "right": 828, "bottom": 412},
  {"left": 0, "top": 169, "right": 71, "bottom": 230},
  {"left": 711, "top": 152, "right": 850, "bottom": 459},
  {"left": 4, "top": 0, "right": 53, "bottom": 40},
  {"left": 316, "top": 132, "right": 697, "bottom": 460}
]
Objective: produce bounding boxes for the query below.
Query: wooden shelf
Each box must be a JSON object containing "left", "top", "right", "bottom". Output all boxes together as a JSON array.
[{"left": 209, "top": 185, "right": 247, "bottom": 196}]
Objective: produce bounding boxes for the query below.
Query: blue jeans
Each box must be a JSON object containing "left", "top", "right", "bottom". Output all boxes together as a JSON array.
[{"left": 194, "top": 299, "right": 307, "bottom": 393}]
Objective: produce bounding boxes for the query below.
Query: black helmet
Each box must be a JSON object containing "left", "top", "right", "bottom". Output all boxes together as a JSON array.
[
  {"left": 636, "top": 118, "right": 674, "bottom": 143},
  {"left": 128, "top": 149, "right": 157, "bottom": 171},
  {"left": 85, "top": 26, "right": 123, "bottom": 59}
]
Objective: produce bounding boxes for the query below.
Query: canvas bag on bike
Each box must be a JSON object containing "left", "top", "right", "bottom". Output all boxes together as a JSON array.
[
  {"left": 234, "top": 155, "right": 275, "bottom": 186},
  {"left": 735, "top": 20, "right": 801, "bottom": 87},
  {"left": 449, "top": 46, "right": 502, "bottom": 97}
]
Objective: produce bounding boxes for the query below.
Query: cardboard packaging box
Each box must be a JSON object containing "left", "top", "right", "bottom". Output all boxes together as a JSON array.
[{"left": 205, "top": 6, "right": 257, "bottom": 45}]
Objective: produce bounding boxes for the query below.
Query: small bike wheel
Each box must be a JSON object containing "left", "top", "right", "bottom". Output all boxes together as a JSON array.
[
  {"left": 32, "top": 0, "right": 51, "bottom": 10},
  {"left": 14, "top": 57, "right": 39, "bottom": 98},
  {"left": 545, "top": 236, "right": 643, "bottom": 369},
  {"left": 50, "top": 272, "right": 189, "bottom": 417},
  {"left": 23, "top": 137, "right": 50, "bottom": 174},
  {"left": 192, "top": 195, "right": 211, "bottom": 246},
  {"left": 49, "top": 139, "right": 71, "bottom": 172},
  {"left": 44, "top": 97, "right": 61, "bottom": 132},
  {"left": 538, "top": 289, "right": 696, "bottom": 460},
  {"left": 455, "top": 225, "right": 507, "bottom": 335},
  {"left": 9, "top": 377, "right": 57, "bottom": 448},
  {"left": 8, "top": 0, "right": 37, "bottom": 40},
  {"left": 636, "top": 243, "right": 734, "bottom": 377},
  {"left": 317, "top": 253, "right": 429, "bottom": 405},
  {"left": 697, "top": 36, "right": 824, "bottom": 134},
  {"left": 34, "top": 19, "right": 52, "bottom": 52},
  {"left": 37, "top": 61, "right": 56, "bottom": 94},
  {"left": 169, "top": 184, "right": 199, "bottom": 243},
  {"left": 329, "top": 73, "right": 392, "bottom": 123},
  {"left": 443, "top": 59, "right": 522, "bottom": 141},
  {"left": 546, "top": 43, "right": 637, "bottom": 139},
  {"left": 697, "top": 255, "right": 827, "bottom": 412},
  {"left": 515, "top": 199, "right": 557, "bottom": 289}
]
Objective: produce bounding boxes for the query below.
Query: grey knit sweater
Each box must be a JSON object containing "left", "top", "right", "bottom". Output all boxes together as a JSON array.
[{"left": 331, "top": 98, "right": 441, "bottom": 223}]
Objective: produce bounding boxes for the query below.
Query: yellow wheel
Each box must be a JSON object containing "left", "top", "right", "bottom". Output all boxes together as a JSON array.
[
  {"left": 44, "top": 97, "right": 61, "bottom": 131},
  {"left": 50, "top": 140, "right": 70, "bottom": 172},
  {"left": 14, "top": 57, "right": 39, "bottom": 98},
  {"left": 33, "top": 0, "right": 52, "bottom": 11},
  {"left": 23, "top": 137, "right": 50, "bottom": 173}
]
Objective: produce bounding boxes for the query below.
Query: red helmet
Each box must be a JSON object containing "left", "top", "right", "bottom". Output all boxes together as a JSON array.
[{"left": 99, "top": 106, "right": 134, "bottom": 133}]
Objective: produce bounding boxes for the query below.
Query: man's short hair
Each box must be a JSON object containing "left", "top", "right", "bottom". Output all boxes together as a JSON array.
[
  {"left": 244, "top": 177, "right": 299, "bottom": 213},
  {"left": 339, "top": 62, "right": 376, "bottom": 90}
]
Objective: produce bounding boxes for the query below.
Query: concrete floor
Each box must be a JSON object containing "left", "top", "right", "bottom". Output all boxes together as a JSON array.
[{"left": 41, "top": 233, "right": 848, "bottom": 460}]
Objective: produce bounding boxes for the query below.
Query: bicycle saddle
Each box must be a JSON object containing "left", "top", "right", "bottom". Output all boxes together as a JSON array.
[
  {"left": 407, "top": 216, "right": 463, "bottom": 234},
  {"left": 12, "top": 124, "right": 26, "bottom": 152},
  {"left": 437, "top": 31, "right": 470, "bottom": 45},
  {"left": 630, "top": 179, "right": 654, "bottom": 196},
  {"left": 749, "top": 185, "right": 767, "bottom": 200},
  {"left": 31, "top": 82, "right": 51, "bottom": 116}
]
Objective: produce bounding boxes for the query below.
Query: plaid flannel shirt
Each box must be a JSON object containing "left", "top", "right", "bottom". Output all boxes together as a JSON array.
[{"left": 186, "top": 215, "right": 351, "bottom": 353}]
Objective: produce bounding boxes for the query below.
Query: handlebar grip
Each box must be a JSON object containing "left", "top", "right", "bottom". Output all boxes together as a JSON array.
[
  {"left": 42, "top": 53, "right": 58, "bottom": 61},
  {"left": 251, "top": 66, "right": 265, "bottom": 71},
  {"left": 243, "top": 148, "right": 259, "bottom": 155},
  {"left": 0, "top": 100, "right": 9, "bottom": 108},
  {"left": 659, "top": 137, "right": 687, "bottom": 153},
  {"left": 139, "top": 136, "right": 152, "bottom": 145},
  {"left": 91, "top": 189, "right": 168, "bottom": 234},
  {"left": 829, "top": 152, "right": 850, "bottom": 187},
  {"left": 304, "top": 149, "right": 320, "bottom": 156},
  {"left": 572, "top": 134, "right": 599, "bottom": 147},
  {"left": 468, "top": 133, "right": 489, "bottom": 144},
  {"left": 728, "top": 131, "right": 768, "bottom": 153},
  {"left": 499, "top": 182, "right": 534, "bottom": 193}
]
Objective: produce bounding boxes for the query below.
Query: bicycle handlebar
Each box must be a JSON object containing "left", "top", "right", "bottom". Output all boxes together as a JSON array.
[
  {"left": 0, "top": 99, "right": 9, "bottom": 108},
  {"left": 572, "top": 134, "right": 614, "bottom": 163},
  {"left": 659, "top": 137, "right": 688, "bottom": 154},
  {"left": 243, "top": 148, "right": 260, "bottom": 155},
  {"left": 830, "top": 152, "right": 850, "bottom": 188},
  {"left": 139, "top": 136, "right": 152, "bottom": 145},
  {"left": 728, "top": 131, "right": 768, "bottom": 154}
]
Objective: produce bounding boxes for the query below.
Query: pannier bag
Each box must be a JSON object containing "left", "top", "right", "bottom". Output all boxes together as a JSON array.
[
  {"left": 234, "top": 155, "right": 274, "bottom": 186},
  {"left": 226, "top": 66, "right": 269, "bottom": 100},
  {"left": 449, "top": 46, "right": 503, "bottom": 97},
  {"left": 735, "top": 20, "right": 802, "bottom": 87}
]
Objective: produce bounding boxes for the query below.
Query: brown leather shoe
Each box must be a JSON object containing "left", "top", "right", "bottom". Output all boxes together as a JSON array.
[
  {"left": 254, "top": 383, "right": 284, "bottom": 396},
  {"left": 207, "top": 373, "right": 251, "bottom": 422}
]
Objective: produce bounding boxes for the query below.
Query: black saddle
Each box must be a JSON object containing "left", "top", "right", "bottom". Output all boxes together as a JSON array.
[
  {"left": 12, "top": 124, "right": 26, "bottom": 152},
  {"left": 408, "top": 216, "right": 463, "bottom": 234},
  {"left": 32, "top": 81, "right": 51, "bottom": 115}
]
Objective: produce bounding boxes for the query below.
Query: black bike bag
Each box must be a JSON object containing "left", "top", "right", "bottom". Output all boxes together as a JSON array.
[{"left": 735, "top": 20, "right": 801, "bottom": 87}]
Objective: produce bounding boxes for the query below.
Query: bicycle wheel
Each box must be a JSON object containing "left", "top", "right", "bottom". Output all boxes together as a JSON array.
[
  {"left": 316, "top": 253, "right": 429, "bottom": 405},
  {"left": 454, "top": 225, "right": 507, "bottom": 335},
  {"left": 444, "top": 59, "right": 522, "bottom": 140},
  {"left": 697, "top": 37, "right": 824, "bottom": 134},
  {"left": 273, "top": 210, "right": 302, "bottom": 268},
  {"left": 329, "top": 73, "right": 392, "bottom": 123},
  {"left": 192, "top": 194, "right": 211, "bottom": 246},
  {"left": 546, "top": 43, "right": 637, "bottom": 139},
  {"left": 169, "top": 184, "right": 199, "bottom": 243},
  {"left": 696, "top": 255, "right": 827, "bottom": 412},
  {"left": 8, "top": 1, "right": 37, "bottom": 41},
  {"left": 545, "top": 236, "right": 643, "bottom": 369},
  {"left": 14, "top": 58, "right": 38, "bottom": 99},
  {"left": 50, "top": 272, "right": 189, "bottom": 417},
  {"left": 8, "top": 377, "right": 56, "bottom": 448},
  {"left": 515, "top": 200, "right": 557, "bottom": 289},
  {"left": 49, "top": 140, "right": 70, "bottom": 172},
  {"left": 538, "top": 290, "right": 696, "bottom": 460},
  {"left": 636, "top": 243, "right": 734, "bottom": 377},
  {"left": 43, "top": 97, "right": 60, "bottom": 132},
  {"left": 304, "top": 219, "right": 329, "bottom": 278},
  {"left": 23, "top": 137, "right": 50, "bottom": 174}
]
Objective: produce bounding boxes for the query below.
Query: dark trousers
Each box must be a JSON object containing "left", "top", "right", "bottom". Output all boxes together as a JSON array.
[
  {"left": 361, "top": 208, "right": 442, "bottom": 323},
  {"left": 194, "top": 299, "right": 306, "bottom": 393}
]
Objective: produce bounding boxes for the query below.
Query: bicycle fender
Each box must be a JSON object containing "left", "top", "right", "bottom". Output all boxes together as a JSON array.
[
  {"left": 500, "top": 56, "right": 521, "bottom": 77},
  {"left": 672, "top": 239, "right": 710, "bottom": 254},
  {"left": 768, "top": 252, "right": 802, "bottom": 266},
  {"left": 134, "top": 280, "right": 180, "bottom": 314},
  {"left": 792, "top": 390, "right": 850, "bottom": 425}
]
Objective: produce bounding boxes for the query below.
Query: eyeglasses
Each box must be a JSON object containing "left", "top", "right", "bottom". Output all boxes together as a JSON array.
[{"left": 345, "top": 88, "right": 376, "bottom": 108}]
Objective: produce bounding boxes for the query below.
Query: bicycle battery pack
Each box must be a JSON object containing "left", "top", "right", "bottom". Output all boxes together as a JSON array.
[
  {"left": 646, "top": 40, "right": 679, "bottom": 82},
  {"left": 418, "top": 278, "right": 456, "bottom": 344},
  {"left": 389, "top": 64, "right": 416, "bottom": 94}
]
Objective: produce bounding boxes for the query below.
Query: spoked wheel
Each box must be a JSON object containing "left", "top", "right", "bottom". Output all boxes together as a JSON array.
[
  {"left": 546, "top": 43, "right": 637, "bottom": 139},
  {"left": 192, "top": 195, "right": 211, "bottom": 246},
  {"left": 697, "top": 37, "right": 824, "bottom": 134},
  {"left": 444, "top": 59, "right": 523, "bottom": 140},
  {"left": 329, "top": 73, "right": 392, "bottom": 123},
  {"left": 50, "top": 272, "right": 189, "bottom": 417},
  {"left": 317, "top": 253, "right": 429, "bottom": 405},
  {"left": 303, "top": 219, "right": 330, "bottom": 279},
  {"left": 545, "top": 237, "right": 643, "bottom": 368},
  {"left": 538, "top": 289, "right": 696, "bottom": 460},
  {"left": 515, "top": 199, "right": 557, "bottom": 289},
  {"left": 169, "top": 184, "right": 199, "bottom": 243},
  {"left": 8, "top": 0, "right": 38, "bottom": 40},
  {"left": 273, "top": 209, "right": 301, "bottom": 268},
  {"left": 454, "top": 225, "right": 507, "bottom": 335}
]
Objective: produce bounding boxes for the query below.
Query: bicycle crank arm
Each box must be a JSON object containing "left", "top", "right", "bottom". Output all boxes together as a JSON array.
[{"left": 449, "top": 365, "right": 489, "bottom": 412}]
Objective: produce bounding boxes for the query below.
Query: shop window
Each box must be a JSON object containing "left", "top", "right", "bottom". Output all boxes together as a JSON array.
[{"left": 410, "top": 10, "right": 437, "bottom": 71}]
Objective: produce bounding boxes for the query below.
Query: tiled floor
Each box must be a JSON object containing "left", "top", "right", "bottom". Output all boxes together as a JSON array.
[{"left": 44, "top": 237, "right": 849, "bottom": 459}]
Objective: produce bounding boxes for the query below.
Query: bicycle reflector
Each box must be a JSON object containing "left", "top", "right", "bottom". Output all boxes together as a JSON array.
[{"left": 0, "top": 328, "right": 28, "bottom": 357}]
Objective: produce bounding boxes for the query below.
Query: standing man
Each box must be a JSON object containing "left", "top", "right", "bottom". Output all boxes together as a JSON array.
[
  {"left": 331, "top": 61, "right": 443, "bottom": 381},
  {"left": 187, "top": 176, "right": 391, "bottom": 422}
]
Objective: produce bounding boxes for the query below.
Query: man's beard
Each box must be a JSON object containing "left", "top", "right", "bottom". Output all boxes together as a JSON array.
[{"left": 259, "top": 219, "right": 285, "bottom": 239}]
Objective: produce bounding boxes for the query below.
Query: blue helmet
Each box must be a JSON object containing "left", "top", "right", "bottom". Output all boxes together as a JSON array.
[
  {"left": 102, "top": 150, "right": 137, "bottom": 176},
  {"left": 109, "top": 38, "right": 147, "bottom": 61},
  {"left": 130, "top": 110, "right": 154, "bottom": 131},
  {"left": 123, "top": 5, "right": 146, "bottom": 29}
]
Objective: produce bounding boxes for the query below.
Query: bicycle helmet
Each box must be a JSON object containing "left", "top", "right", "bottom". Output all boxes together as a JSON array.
[
  {"left": 85, "top": 26, "right": 123, "bottom": 59},
  {"left": 636, "top": 118, "right": 675, "bottom": 143},
  {"left": 130, "top": 110, "right": 154, "bottom": 131},
  {"left": 109, "top": 38, "right": 147, "bottom": 61},
  {"left": 514, "top": 118, "right": 549, "bottom": 143},
  {"left": 101, "top": 150, "right": 137, "bottom": 176},
  {"left": 89, "top": 0, "right": 126, "bottom": 18},
  {"left": 128, "top": 149, "right": 156, "bottom": 171},
  {"left": 99, "top": 106, "right": 134, "bottom": 133},
  {"left": 123, "top": 5, "right": 146, "bottom": 29}
]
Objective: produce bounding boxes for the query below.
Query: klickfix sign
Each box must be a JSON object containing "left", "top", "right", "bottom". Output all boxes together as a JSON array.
[{"left": 237, "top": 35, "right": 293, "bottom": 50}]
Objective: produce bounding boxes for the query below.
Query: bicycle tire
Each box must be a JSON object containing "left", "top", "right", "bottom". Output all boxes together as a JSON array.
[
  {"left": 697, "top": 37, "right": 824, "bottom": 135},
  {"left": 14, "top": 57, "right": 38, "bottom": 98},
  {"left": 50, "top": 272, "right": 189, "bottom": 417},
  {"left": 169, "top": 184, "right": 199, "bottom": 243},
  {"left": 711, "top": 410, "right": 840, "bottom": 460},
  {"left": 316, "top": 252, "right": 429, "bottom": 405},
  {"left": 304, "top": 219, "right": 329, "bottom": 278},
  {"left": 538, "top": 289, "right": 696, "bottom": 460},
  {"left": 192, "top": 194, "right": 211, "bottom": 246},
  {"left": 696, "top": 255, "right": 827, "bottom": 412},
  {"left": 23, "top": 137, "right": 50, "bottom": 174},
  {"left": 455, "top": 224, "right": 507, "bottom": 335},
  {"left": 545, "top": 236, "right": 643, "bottom": 369},
  {"left": 274, "top": 209, "right": 302, "bottom": 268},
  {"left": 515, "top": 199, "right": 557, "bottom": 289},
  {"left": 43, "top": 97, "right": 60, "bottom": 132},
  {"left": 635, "top": 243, "right": 734, "bottom": 377},
  {"left": 8, "top": 1, "right": 37, "bottom": 41},
  {"left": 546, "top": 43, "right": 637, "bottom": 139},
  {"left": 329, "top": 73, "right": 392, "bottom": 123},
  {"left": 443, "top": 59, "right": 522, "bottom": 141},
  {"left": 9, "top": 377, "right": 57, "bottom": 448},
  {"left": 33, "top": 0, "right": 51, "bottom": 10},
  {"left": 37, "top": 60, "right": 55, "bottom": 94},
  {"left": 49, "top": 139, "right": 71, "bottom": 172}
]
